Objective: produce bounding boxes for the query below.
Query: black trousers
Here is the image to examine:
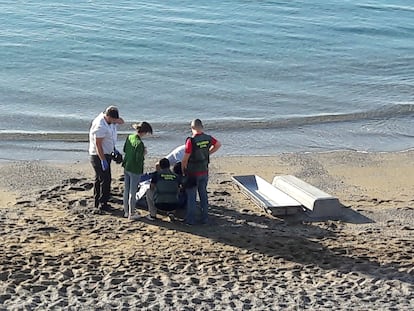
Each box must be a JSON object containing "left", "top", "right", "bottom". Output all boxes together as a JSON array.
[{"left": 90, "top": 154, "right": 112, "bottom": 208}]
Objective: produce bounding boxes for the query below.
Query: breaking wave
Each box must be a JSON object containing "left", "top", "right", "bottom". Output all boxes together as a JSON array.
[{"left": 1, "top": 103, "right": 413, "bottom": 141}]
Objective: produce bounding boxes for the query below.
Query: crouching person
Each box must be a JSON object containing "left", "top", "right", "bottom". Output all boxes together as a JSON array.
[{"left": 145, "top": 158, "right": 186, "bottom": 221}]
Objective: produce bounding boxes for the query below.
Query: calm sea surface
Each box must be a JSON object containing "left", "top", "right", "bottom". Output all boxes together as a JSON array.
[{"left": 0, "top": 0, "right": 413, "bottom": 162}]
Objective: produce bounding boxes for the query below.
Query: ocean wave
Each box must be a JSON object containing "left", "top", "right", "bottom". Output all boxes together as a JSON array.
[
  {"left": 1, "top": 103, "right": 413, "bottom": 141},
  {"left": 187, "top": 103, "right": 414, "bottom": 131},
  {"left": 357, "top": 4, "right": 414, "bottom": 13}
]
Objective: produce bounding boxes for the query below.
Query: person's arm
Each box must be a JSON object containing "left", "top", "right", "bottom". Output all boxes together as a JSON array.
[
  {"left": 181, "top": 139, "right": 192, "bottom": 174},
  {"left": 113, "top": 117, "right": 125, "bottom": 125},
  {"left": 155, "top": 162, "right": 161, "bottom": 171},
  {"left": 96, "top": 137, "right": 109, "bottom": 171},
  {"left": 95, "top": 137, "right": 106, "bottom": 161},
  {"left": 181, "top": 152, "right": 190, "bottom": 175},
  {"left": 150, "top": 174, "right": 157, "bottom": 190},
  {"left": 209, "top": 139, "right": 221, "bottom": 155}
]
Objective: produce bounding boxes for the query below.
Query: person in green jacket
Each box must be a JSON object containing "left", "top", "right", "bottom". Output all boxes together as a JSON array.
[{"left": 122, "top": 121, "right": 153, "bottom": 220}]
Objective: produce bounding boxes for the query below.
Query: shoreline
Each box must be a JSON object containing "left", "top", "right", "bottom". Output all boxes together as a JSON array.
[
  {"left": 1, "top": 150, "right": 413, "bottom": 309},
  {"left": 1, "top": 146, "right": 414, "bottom": 164},
  {"left": 2, "top": 120, "right": 414, "bottom": 162}
]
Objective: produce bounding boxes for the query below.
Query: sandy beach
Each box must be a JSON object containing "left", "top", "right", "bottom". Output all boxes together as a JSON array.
[{"left": 0, "top": 151, "right": 413, "bottom": 310}]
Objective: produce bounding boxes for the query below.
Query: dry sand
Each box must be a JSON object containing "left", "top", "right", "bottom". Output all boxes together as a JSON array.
[{"left": 0, "top": 151, "right": 413, "bottom": 310}]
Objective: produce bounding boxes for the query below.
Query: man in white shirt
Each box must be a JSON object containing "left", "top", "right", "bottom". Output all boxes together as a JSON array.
[
  {"left": 154, "top": 145, "right": 185, "bottom": 172},
  {"left": 89, "top": 106, "right": 124, "bottom": 212},
  {"left": 165, "top": 144, "right": 185, "bottom": 166}
]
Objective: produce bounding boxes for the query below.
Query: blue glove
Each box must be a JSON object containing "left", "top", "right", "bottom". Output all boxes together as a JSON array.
[{"left": 101, "top": 159, "right": 109, "bottom": 171}]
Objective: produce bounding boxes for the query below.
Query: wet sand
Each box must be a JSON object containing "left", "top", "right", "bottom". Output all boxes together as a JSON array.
[{"left": 0, "top": 151, "right": 413, "bottom": 310}]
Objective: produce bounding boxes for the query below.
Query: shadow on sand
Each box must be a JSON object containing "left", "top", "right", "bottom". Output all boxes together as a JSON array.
[
  {"left": 129, "top": 200, "right": 412, "bottom": 286},
  {"left": 55, "top": 176, "right": 413, "bottom": 286}
]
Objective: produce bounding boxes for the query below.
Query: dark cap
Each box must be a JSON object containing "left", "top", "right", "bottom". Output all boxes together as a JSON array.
[{"left": 104, "top": 106, "right": 119, "bottom": 119}]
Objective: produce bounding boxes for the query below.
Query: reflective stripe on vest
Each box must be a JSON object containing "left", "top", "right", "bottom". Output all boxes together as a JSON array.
[
  {"left": 187, "top": 134, "right": 212, "bottom": 173},
  {"left": 154, "top": 170, "right": 179, "bottom": 204}
]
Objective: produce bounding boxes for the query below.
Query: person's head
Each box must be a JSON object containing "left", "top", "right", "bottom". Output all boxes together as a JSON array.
[
  {"left": 190, "top": 118, "right": 203, "bottom": 133},
  {"left": 132, "top": 121, "right": 153, "bottom": 136},
  {"left": 173, "top": 161, "right": 183, "bottom": 175},
  {"left": 159, "top": 158, "right": 170, "bottom": 170},
  {"left": 104, "top": 106, "right": 121, "bottom": 124}
]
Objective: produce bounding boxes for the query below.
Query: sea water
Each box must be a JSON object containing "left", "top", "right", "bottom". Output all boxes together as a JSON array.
[{"left": 0, "top": 0, "right": 413, "bottom": 161}]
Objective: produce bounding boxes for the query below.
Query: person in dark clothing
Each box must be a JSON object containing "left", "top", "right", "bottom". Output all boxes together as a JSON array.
[
  {"left": 145, "top": 158, "right": 185, "bottom": 221},
  {"left": 181, "top": 119, "right": 221, "bottom": 225}
]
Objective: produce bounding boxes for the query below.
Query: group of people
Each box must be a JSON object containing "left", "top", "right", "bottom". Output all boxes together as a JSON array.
[{"left": 88, "top": 105, "right": 222, "bottom": 225}]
